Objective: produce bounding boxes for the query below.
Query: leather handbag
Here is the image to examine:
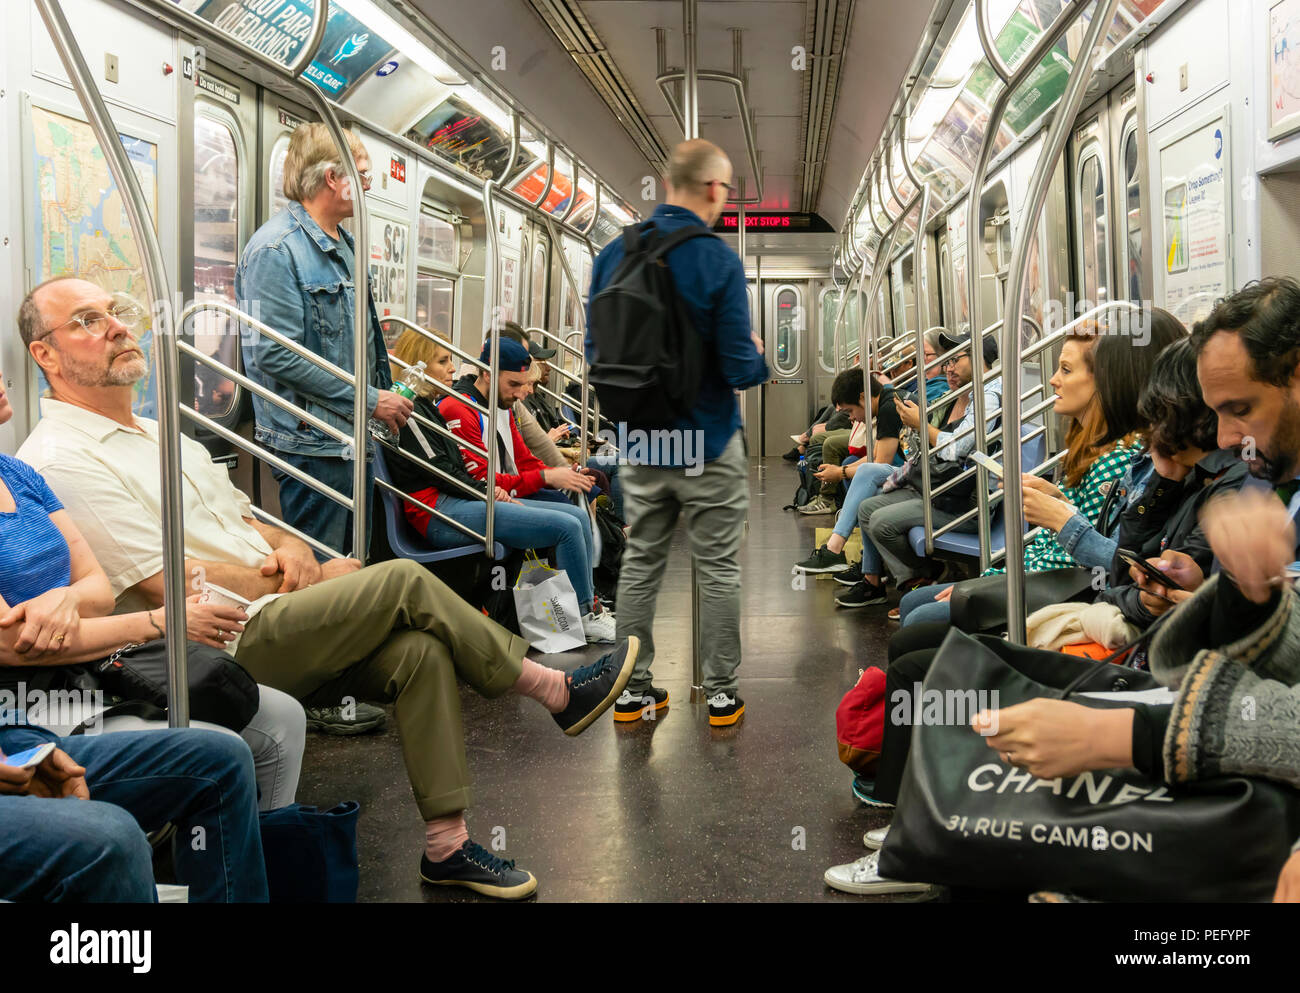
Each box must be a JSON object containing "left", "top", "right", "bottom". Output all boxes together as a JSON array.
[
  {"left": 877, "top": 628, "right": 1300, "bottom": 901},
  {"left": 91, "top": 639, "right": 260, "bottom": 733},
  {"left": 949, "top": 567, "right": 1099, "bottom": 635}
]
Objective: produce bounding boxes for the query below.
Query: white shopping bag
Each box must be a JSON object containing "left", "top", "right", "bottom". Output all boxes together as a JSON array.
[{"left": 512, "top": 553, "right": 587, "bottom": 653}]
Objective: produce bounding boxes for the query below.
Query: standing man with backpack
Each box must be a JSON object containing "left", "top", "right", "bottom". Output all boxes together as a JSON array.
[{"left": 585, "top": 139, "right": 769, "bottom": 727}]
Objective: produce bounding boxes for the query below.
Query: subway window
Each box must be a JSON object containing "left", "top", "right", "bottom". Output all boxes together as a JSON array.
[
  {"left": 268, "top": 134, "right": 290, "bottom": 218},
  {"left": 417, "top": 211, "right": 457, "bottom": 269},
  {"left": 773, "top": 285, "right": 802, "bottom": 376},
  {"left": 530, "top": 241, "right": 549, "bottom": 327},
  {"left": 193, "top": 113, "right": 240, "bottom": 422},
  {"left": 1076, "top": 144, "right": 1111, "bottom": 307},
  {"left": 1121, "top": 118, "right": 1142, "bottom": 304},
  {"left": 415, "top": 272, "right": 455, "bottom": 337},
  {"left": 819, "top": 288, "right": 839, "bottom": 372}
]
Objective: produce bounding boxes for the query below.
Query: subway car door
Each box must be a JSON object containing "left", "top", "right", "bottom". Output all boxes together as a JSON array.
[{"left": 762, "top": 281, "right": 812, "bottom": 457}]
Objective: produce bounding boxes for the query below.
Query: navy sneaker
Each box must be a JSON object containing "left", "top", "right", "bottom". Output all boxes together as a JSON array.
[
  {"left": 305, "top": 702, "right": 387, "bottom": 735},
  {"left": 552, "top": 637, "right": 639, "bottom": 736},
  {"left": 835, "top": 580, "right": 888, "bottom": 608},
  {"left": 852, "top": 774, "right": 895, "bottom": 809},
  {"left": 613, "top": 685, "right": 669, "bottom": 722},
  {"left": 419, "top": 840, "right": 537, "bottom": 900}
]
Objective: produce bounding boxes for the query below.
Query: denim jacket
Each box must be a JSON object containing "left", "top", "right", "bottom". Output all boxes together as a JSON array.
[{"left": 236, "top": 202, "right": 391, "bottom": 457}]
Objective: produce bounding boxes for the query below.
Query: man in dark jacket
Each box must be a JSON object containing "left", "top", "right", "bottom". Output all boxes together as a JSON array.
[{"left": 585, "top": 139, "right": 769, "bottom": 727}]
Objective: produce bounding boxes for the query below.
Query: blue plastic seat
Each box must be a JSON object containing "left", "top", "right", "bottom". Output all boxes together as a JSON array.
[
  {"left": 907, "top": 425, "right": 1047, "bottom": 560},
  {"left": 372, "top": 445, "right": 505, "bottom": 563}
]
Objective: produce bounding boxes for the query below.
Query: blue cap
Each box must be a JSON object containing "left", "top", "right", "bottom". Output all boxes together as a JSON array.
[{"left": 480, "top": 337, "right": 532, "bottom": 372}]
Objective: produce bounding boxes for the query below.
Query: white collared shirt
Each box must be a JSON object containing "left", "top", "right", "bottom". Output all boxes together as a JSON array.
[{"left": 18, "top": 399, "right": 280, "bottom": 646}]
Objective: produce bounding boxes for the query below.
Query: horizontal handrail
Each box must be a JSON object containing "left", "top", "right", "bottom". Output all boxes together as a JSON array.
[
  {"left": 178, "top": 406, "right": 352, "bottom": 512},
  {"left": 249, "top": 506, "right": 343, "bottom": 562},
  {"left": 388, "top": 353, "right": 493, "bottom": 430},
  {"left": 381, "top": 317, "right": 492, "bottom": 389},
  {"left": 377, "top": 437, "right": 491, "bottom": 509},
  {"left": 182, "top": 301, "right": 356, "bottom": 390},
  {"left": 375, "top": 478, "right": 487, "bottom": 546},
  {"left": 527, "top": 326, "right": 585, "bottom": 361},
  {"left": 931, "top": 443, "right": 1060, "bottom": 540},
  {"left": 179, "top": 342, "right": 350, "bottom": 446}
]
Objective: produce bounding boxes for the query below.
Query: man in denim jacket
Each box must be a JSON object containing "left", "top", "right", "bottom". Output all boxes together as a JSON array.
[{"left": 237, "top": 124, "right": 411, "bottom": 557}]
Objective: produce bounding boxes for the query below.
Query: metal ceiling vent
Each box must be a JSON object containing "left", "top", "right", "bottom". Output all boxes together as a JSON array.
[
  {"left": 798, "top": 0, "right": 855, "bottom": 213},
  {"left": 525, "top": 0, "right": 671, "bottom": 171}
]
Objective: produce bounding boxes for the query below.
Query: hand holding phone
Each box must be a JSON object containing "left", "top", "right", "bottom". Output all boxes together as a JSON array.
[{"left": 1117, "top": 549, "right": 1187, "bottom": 592}]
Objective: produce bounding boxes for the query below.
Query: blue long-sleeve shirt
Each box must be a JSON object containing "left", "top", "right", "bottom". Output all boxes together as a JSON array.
[{"left": 585, "top": 205, "right": 769, "bottom": 465}]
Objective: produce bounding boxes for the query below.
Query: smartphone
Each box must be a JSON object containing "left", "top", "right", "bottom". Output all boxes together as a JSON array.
[
  {"left": 968, "top": 450, "right": 1004, "bottom": 478},
  {"left": 1, "top": 742, "right": 55, "bottom": 770},
  {"left": 1117, "top": 549, "right": 1187, "bottom": 592},
  {"left": 1286, "top": 562, "right": 1300, "bottom": 579}
]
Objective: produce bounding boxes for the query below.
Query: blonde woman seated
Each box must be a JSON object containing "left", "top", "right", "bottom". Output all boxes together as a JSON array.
[{"left": 382, "top": 329, "right": 615, "bottom": 643}]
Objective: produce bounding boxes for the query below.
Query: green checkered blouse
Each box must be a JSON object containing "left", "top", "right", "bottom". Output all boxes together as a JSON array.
[{"left": 982, "top": 437, "right": 1143, "bottom": 577}]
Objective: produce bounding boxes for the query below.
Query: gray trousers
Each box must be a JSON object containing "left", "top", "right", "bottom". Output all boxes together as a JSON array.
[
  {"left": 615, "top": 433, "right": 749, "bottom": 697},
  {"left": 857, "top": 491, "right": 974, "bottom": 582}
]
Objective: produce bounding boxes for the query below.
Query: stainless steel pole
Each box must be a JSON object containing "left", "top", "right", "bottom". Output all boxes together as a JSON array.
[
  {"left": 34, "top": 0, "right": 191, "bottom": 725},
  {"left": 683, "top": 0, "right": 705, "bottom": 703},
  {"left": 1000, "top": 0, "right": 1119, "bottom": 644}
]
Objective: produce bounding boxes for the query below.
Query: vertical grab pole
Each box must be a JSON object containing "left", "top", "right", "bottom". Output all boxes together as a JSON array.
[
  {"left": 683, "top": 0, "right": 704, "bottom": 703},
  {"left": 303, "top": 90, "right": 369, "bottom": 562},
  {"left": 34, "top": 0, "right": 191, "bottom": 725},
  {"left": 1001, "top": 0, "right": 1119, "bottom": 644},
  {"left": 965, "top": 0, "right": 1090, "bottom": 572},
  {"left": 483, "top": 177, "right": 502, "bottom": 551}
]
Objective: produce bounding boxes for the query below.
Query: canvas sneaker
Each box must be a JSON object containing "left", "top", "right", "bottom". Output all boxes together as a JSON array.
[
  {"left": 612, "top": 686, "right": 669, "bottom": 722},
  {"left": 582, "top": 610, "right": 617, "bottom": 644},
  {"left": 419, "top": 840, "right": 537, "bottom": 900},
  {"left": 551, "top": 638, "right": 639, "bottom": 736},
  {"left": 794, "top": 545, "right": 849, "bottom": 574},
  {"left": 863, "top": 825, "right": 890, "bottom": 850},
  {"left": 835, "top": 581, "right": 888, "bottom": 608},
  {"left": 797, "top": 496, "right": 837, "bottom": 515},
  {"left": 707, "top": 691, "right": 745, "bottom": 727},
  {"left": 823, "top": 851, "right": 936, "bottom": 897}
]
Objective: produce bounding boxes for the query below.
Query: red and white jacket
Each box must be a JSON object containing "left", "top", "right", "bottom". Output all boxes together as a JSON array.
[{"left": 436, "top": 383, "right": 548, "bottom": 498}]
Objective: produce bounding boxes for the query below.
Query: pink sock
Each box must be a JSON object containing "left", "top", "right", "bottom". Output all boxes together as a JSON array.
[
  {"left": 512, "top": 657, "right": 570, "bottom": 713},
  {"left": 425, "top": 812, "right": 469, "bottom": 863}
]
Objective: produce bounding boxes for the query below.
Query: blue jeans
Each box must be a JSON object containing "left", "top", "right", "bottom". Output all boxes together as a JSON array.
[
  {"left": 272, "top": 452, "right": 374, "bottom": 560},
  {"left": 899, "top": 582, "right": 954, "bottom": 627},
  {"left": 833, "top": 462, "right": 896, "bottom": 541},
  {"left": 0, "top": 728, "right": 267, "bottom": 903},
  {"left": 425, "top": 491, "right": 596, "bottom": 608}
]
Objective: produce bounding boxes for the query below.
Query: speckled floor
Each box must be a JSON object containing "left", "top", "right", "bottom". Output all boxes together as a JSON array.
[{"left": 297, "top": 457, "right": 930, "bottom": 902}]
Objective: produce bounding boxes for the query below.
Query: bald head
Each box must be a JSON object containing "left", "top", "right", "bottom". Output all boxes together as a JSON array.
[{"left": 665, "top": 139, "right": 733, "bottom": 226}]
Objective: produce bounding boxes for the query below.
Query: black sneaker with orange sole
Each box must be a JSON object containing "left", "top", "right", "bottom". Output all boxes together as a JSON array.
[
  {"left": 612, "top": 686, "right": 669, "bottom": 722},
  {"left": 707, "top": 692, "right": 745, "bottom": 727}
]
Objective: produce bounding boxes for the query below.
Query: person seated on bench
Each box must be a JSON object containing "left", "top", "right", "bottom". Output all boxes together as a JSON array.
[
  {"left": 16, "top": 277, "right": 639, "bottom": 900},
  {"left": 0, "top": 713, "right": 268, "bottom": 902},
  {"left": 384, "top": 328, "right": 614, "bottom": 642}
]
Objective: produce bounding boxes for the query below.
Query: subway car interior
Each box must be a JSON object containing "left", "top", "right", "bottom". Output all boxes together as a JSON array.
[{"left": 4, "top": 0, "right": 1300, "bottom": 913}]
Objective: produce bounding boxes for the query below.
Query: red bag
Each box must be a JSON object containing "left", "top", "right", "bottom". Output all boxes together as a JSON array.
[{"left": 835, "top": 667, "right": 887, "bottom": 773}]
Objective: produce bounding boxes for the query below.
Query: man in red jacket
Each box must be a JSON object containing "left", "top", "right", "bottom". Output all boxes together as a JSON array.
[{"left": 438, "top": 338, "right": 615, "bottom": 640}]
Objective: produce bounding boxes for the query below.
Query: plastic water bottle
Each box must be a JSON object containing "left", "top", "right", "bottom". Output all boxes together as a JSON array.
[{"left": 369, "top": 361, "right": 425, "bottom": 442}]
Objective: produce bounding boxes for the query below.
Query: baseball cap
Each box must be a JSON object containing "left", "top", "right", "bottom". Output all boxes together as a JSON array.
[
  {"left": 936, "top": 328, "right": 998, "bottom": 366},
  {"left": 480, "top": 337, "right": 532, "bottom": 372},
  {"left": 528, "top": 340, "right": 557, "bottom": 360}
]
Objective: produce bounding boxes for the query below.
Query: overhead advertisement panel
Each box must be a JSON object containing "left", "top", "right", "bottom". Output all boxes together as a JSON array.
[{"left": 181, "top": 1, "right": 395, "bottom": 97}]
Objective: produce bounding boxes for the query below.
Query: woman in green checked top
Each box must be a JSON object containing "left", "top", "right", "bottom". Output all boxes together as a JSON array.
[{"left": 895, "top": 312, "right": 1189, "bottom": 626}]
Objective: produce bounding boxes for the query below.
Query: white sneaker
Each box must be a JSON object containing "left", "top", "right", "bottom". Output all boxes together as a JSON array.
[
  {"left": 582, "top": 610, "right": 617, "bottom": 644},
  {"left": 863, "top": 825, "right": 890, "bottom": 850},
  {"left": 823, "top": 851, "right": 936, "bottom": 896}
]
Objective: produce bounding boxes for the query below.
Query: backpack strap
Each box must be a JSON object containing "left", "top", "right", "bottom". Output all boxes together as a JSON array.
[{"left": 646, "top": 225, "right": 719, "bottom": 261}]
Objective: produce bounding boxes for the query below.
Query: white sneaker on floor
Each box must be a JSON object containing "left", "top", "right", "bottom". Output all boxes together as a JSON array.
[
  {"left": 863, "top": 825, "right": 890, "bottom": 850},
  {"left": 823, "top": 851, "right": 936, "bottom": 896},
  {"left": 582, "top": 610, "right": 617, "bottom": 644}
]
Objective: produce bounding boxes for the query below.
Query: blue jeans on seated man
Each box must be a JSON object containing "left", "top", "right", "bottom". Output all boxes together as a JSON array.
[
  {"left": 272, "top": 452, "right": 375, "bottom": 560},
  {"left": 899, "top": 581, "right": 955, "bottom": 627},
  {"left": 0, "top": 727, "right": 268, "bottom": 903},
  {"left": 587, "top": 453, "right": 624, "bottom": 518},
  {"left": 832, "top": 462, "right": 896, "bottom": 544},
  {"left": 424, "top": 491, "right": 597, "bottom": 608}
]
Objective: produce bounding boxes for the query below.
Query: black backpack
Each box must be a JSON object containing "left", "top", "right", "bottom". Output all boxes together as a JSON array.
[{"left": 588, "top": 223, "right": 718, "bottom": 429}]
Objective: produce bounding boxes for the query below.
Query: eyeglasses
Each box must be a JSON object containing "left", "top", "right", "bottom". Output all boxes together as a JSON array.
[
  {"left": 358, "top": 170, "right": 373, "bottom": 190},
  {"left": 37, "top": 298, "right": 145, "bottom": 341},
  {"left": 706, "top": 179, "right": 737, "bottom": 198}
]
